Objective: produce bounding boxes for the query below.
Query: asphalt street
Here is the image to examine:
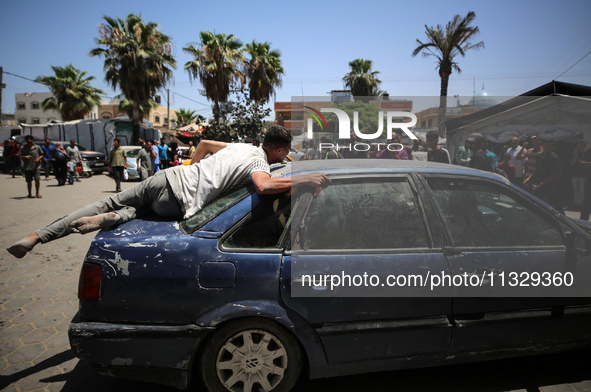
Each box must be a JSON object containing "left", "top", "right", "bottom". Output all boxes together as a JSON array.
[{"left": 0, "top": 170, "right": 590, "bottom": 392}]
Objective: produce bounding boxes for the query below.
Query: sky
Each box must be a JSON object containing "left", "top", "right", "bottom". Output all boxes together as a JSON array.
[{"left": 1, "top": 0, "right": 590, "bottom": 118}]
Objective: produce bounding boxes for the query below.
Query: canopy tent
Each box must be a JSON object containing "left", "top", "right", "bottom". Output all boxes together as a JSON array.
[
  {"left": 446, "top": 81, "right": 591, "bottom": 162},
  {"left": 17, "top": 119, "right": 161, "bottom": 155}
]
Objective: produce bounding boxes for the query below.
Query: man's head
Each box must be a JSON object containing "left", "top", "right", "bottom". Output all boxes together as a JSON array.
[
  {"left": 510, "top": 137, "right": 520, "bottom": 147},
  {"left": 146, "top": 141, "right": 153, "bottom": 150},
  {"left": 114, "top": 138, "right": 121, "bottom": 148},
  {"left": 160, "top": 138, "right": 166, "bottom": 145},
  {"left": 189, "top": 141, "right": 194, "bottom": 147},
  {"left": 467, "top": 133, "right": 486, "bottom": 151},
  {"left": 541, "top": 139, "right": 554, "bottom": 153},
  {"left": 502, "top": 152, "right": 511, "bottom": 162},
  {"left": 70, "top": 139, "right": 76, "bottom": 148},
  {"left": 44, "top": 138, "right": 51, "bottom": 145},
  {"left": 263, "top": 125, "right": 292, "bottom": 163},
  {"left": 576, "top": 140, "right": 587, "bottom": 152},
  {"left": 26, "top": 135, "right": 35, "bottom": 145},
  {"left": 530, "top": 135, "right": 541, "bottom": 149},
  {"left": 426, "top": 130, "right": 439, "bottom": 149}
]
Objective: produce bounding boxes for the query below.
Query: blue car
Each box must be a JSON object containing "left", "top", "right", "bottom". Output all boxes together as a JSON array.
[{"left": 69, "top": 160, "right": 591, "bottom": 391}]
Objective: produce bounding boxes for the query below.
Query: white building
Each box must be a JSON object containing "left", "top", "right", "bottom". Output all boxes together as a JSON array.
[{"left": 15, "top": 92, "right": 61, "bottom": 124}]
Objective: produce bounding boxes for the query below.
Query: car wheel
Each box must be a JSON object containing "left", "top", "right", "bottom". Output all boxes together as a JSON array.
[{"left": 200, "top": 318, "right": 303, "bottom": 392}]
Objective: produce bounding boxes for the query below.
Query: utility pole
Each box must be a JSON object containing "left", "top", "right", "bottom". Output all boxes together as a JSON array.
[
  {"left": 0, "top": 67, "right": 4, "bottom": 126},
  {"left": 167, "top": 89, "right": 170, "bottom": 130}
]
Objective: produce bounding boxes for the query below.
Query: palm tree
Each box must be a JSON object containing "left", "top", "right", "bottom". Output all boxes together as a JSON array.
[
  {"left": 116, "top": 96, "right": 158, "bottom": 122},
  {"left": 244, "top": 41, "right": 284, "bottom": 103},
  {"left": 342, "top": 58, "right": 382, "bottom": 100},
  {"left": 175, "top": 108, "right": 201, "bottom": 127},
  {"left": 90, "top": 13, "right": 176, "bottom": 142},
  {"left": 35, "top": 64, "right": 104, "bottom": 121},
  {"left": 412, "top": 11, "right": 484, "bottom": 138},
  {"left": 183, "top": 32, "right": 245, "bottom": 123}
]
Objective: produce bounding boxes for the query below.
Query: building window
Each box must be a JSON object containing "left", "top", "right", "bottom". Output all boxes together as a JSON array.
[
  {"left": 102, "top": 115, "right": 111, "bottom": 120},
  {"left": 154, "top": 115, "right": 160, "bottom": 123},
  {"left": 32, "top": 118, "right": 40, "bottom": 124},
  {"left": 31, "top": 102, "right": 40, "bottom": 110},
  {"left": 164, "top": 117, "right": 169, "bottom": 125},
  {"left": 428, "top": 119, "right": 433, "bottom": 128},
  {"left": 17, "top": 102, "right": 26, "bottom": 110},
  {"left": 18, "top": 118, "right": 26, "bottom": 124}
]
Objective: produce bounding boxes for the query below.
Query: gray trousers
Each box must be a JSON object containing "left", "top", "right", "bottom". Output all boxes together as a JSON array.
[{"left": 37, "top": 171, "right": 183, "bottom": 243}]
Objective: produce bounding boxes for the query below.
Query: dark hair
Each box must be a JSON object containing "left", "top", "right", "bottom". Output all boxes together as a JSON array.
[
  {"left": 263, "top": 125, "right": 292, "bottom": 149},
  {"left": 25, "top": 135, "right": 34, "bottom": 141},
  {"left": 426, "top": 130, "right": 439, "bottom": 140},
  {"left": 114, "top": 138, "right": 120, "bottom": 144}
]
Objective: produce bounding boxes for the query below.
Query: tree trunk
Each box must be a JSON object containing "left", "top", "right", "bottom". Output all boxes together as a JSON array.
[
  {"left": 132, "top": 104, "right": 140, "bottom": 144},
  {"left": 438, "top": 74, "right": 450, "bottom": 139}
]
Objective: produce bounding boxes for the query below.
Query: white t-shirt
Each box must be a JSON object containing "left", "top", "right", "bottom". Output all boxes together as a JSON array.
[
  {"left": 507, "top": 146, "right": 526, "bottom": 178},
  {"left": 165, "top": 143, "right": 270, "bottom": 218}
]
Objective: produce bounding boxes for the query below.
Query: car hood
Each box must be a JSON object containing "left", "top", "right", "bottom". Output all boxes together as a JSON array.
[{"left": 81, "top": 151, "right": 106, "bottom": 158}]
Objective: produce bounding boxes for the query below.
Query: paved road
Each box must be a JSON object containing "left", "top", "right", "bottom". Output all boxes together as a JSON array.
[{"left": 0, "top": 171, "right": 590, "bottom": 392}]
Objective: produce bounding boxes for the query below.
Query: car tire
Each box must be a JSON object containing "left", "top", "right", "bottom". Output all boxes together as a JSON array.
[{"left": 199, "top": 318, "right": 303, "bottom": 392}]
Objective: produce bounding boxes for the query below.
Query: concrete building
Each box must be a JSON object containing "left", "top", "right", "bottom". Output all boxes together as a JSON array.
[
  {"left": 14, "top": 93, "right": 178, "bottom": 130},
  {"left": 15, "top": 92, "right": 61, "bottom": 124}
]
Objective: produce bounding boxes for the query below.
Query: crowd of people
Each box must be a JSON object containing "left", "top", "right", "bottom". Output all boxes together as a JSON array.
[
  {"left": 454, "top": 132, "right": 591, "bottom": 219},
  {"left": 2, "top": 136, "right": 85, "bottom": 198}
]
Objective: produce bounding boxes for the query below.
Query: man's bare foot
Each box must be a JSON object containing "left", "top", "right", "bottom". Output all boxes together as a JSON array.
[
  {"left": 36, "top": 194, "right": 42, "bottom": 198},
  {"left": 7, "top": 233, "right": 41, "bottom": 258},
  {"left": 70, "top": 213, "right": 120, "bottom": 234}
]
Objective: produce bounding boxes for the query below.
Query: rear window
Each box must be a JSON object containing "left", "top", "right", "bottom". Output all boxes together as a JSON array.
[{"left": 180, "top": 183, "right": 254, "bottom": 234}]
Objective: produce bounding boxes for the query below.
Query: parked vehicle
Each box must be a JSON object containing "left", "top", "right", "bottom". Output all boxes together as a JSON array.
[
  {"left": 288, "top": 146, "right": 305, "bottom": 161},
  {"left": 69, "top": 160, "right": 591, "bottom": 391},
  {"left": 119, "top": 146, "right": 141, "bottom": 181},
  {"left": 22, "top": 138, "right": 107, "bottom": 176}
]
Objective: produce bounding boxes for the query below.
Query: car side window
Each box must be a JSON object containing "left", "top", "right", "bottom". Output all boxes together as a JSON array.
[
  {"left": 426, "top": 178, "right": 563, "bottom": 247},
  {"left": 297, "top": 179, "right": 428, "bottom": 250},
  {"left": 222, "top": 191, "right": 292, "bottom": 249}
]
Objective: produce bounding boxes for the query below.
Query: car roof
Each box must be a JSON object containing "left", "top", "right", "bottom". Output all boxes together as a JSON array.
[{"left": 271, "top": 159, "right": 510, "bottom": 183}]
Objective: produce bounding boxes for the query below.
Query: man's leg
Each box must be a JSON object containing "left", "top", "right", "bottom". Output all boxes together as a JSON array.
[{"left": 113, "top": 166, "right": 122, "bottom": 191}]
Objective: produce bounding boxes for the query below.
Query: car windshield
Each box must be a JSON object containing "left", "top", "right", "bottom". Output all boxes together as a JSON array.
[
  {"left": 181, "top": 183, "right": 255, "bottom": 234},
  {"left": 125, "top": 148, "right": 141, "bottom": 158}
]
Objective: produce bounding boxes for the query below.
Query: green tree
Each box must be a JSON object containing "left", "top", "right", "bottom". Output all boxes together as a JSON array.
[
  {"left": 244, "top": 41, "right": 285, "bottom": 103},
  {"left": 90, "top": 13, "right": 176, "bottom": 142},
  {"left": 205, "top": 90, "right": 270, "bottom": 142},
  {"left": 412, "top": 11, "right": 484, "bottom": 137},
  {"left": 342, "top": 59, "right": 382, "bottom": 100},
  {"left": 35, "top": 64, "right": 104, "bottom": 121},
  {"left": 175, "top": 108, "right": 205, "bottom": 127},
  {"left": 115, "top": 96, "right": 158, "bottom": 122},
  {"left": 183, "top": 32, "right": 245, "bottom": 123}
]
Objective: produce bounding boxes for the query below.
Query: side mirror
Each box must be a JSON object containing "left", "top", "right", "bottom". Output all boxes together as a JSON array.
[{"left": 566, "top": 231, "right": 591, "bottom": 256}]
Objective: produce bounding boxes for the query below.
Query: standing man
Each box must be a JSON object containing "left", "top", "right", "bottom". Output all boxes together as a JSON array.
[
  {"left": 19, "top": 135, "right": 44, "bottom": 198},
  {"left": 524, "top": 139, "right": 563, "bottom": 213},
  {"left": 152, "top": 139, "right": 160, "bottom": 173},
  {"left": 40, "top": 138, "right": 56, "bottom": 180},
  {"left": 426, "top": 130, "right": 451, "bottom": 164},
  {"left": 137, "top": 141, "right": 155, "bottom": 180},
  {"left": 467, "top": 133, "right": 492, "bottom": 172},
  {"left": 187, "top": 140, "right": 196, "bottom": 160},
  {"left": 506, "top": 137, "right": 528, "bottom": 187},
  {"left": 66, "top": 139, "right": 83, "bottom": 183},
  {"left": 108, "top": 138, "right": 127, "bottom": 193},
  {"left": 157, "top": 138, "right": 169, "bottom": 170}
]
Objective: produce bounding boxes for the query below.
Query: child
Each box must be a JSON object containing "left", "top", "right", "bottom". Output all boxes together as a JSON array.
[
  {"left": 171, "top": 154, "right": 180, "bottom": 167},
  {"left": 67, "top": 160, "right": 76, "bottom": 184}
]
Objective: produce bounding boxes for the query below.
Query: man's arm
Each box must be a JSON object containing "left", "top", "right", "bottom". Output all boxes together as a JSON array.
[
  {"left": 190, "top": 140, "right": 228, "bottom": 164},
  {"left": 251, "top": 171, "right": 331, "bottom": 195}
]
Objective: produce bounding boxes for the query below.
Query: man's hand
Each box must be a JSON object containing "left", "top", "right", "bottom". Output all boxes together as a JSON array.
[{"left": 251, "top": 171, "right": 331, "bottom": 195}]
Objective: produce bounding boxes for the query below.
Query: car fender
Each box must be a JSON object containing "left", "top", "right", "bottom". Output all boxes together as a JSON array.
[{"left": 194, "top": 299, "right": 329, "bottom": 376}]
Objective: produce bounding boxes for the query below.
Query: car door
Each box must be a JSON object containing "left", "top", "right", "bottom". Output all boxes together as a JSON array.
[
  {"left": 280, "top": 175, "right": 453, "bottom": 366},
  {"left": 422, "top": 175, "right": 591, "bottom": 355}
]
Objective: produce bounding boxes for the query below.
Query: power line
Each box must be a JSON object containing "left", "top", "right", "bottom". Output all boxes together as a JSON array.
[
  {"left": 172, "top": 92, "right": 210, "bottom": 107},
  {"left": 3, "top": 70, "right": 42, "bottom": 84},
  {"left": 555, "top": 50, "right": 591, "bottom": 80}
]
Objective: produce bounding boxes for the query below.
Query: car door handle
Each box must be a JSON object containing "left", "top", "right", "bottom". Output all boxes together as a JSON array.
[{"left": 292, "top": 274, "right": 328, "bottom": 291}]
